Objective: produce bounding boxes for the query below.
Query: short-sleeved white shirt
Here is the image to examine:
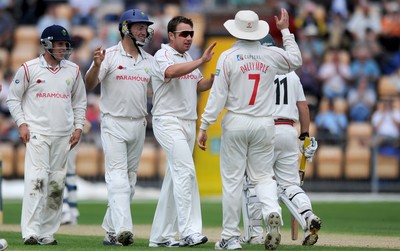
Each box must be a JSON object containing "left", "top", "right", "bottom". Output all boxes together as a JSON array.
[
  {"left": 89, "top": 42, "right": 154, "bottom": 118},
  {"left": 151, "top": 43, "right": 203, "bottom": 120},
  {"left": 273, "top": 71, "right": 306, "bottom": 122},
  {"left": 7, "top": 55, "right": 87, "bottom": 136}
]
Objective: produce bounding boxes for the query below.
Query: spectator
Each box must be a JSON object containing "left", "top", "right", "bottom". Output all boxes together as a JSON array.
[
  {"left": 318, "top": 48, "right": 352, "bottom": 99},
  {"left": 68, "top": 0, "right": 100, "bottom": 30},
  {"left": 347, "top": 77, "right": 377, "bottom": 121},
  {"left": 0, "top": 4, "right": 16, "bottom": 51},
  {"left": 37, "top": 3, "right": 71, "bottom": 35},
  {"left": 346, "top": 1, "right": 381, "bottom": 42},
  {"left": 371, "top": 98, "right": 400, "bottom": 149},
  {"left": 350, "top": 43, "right": 381, "bottom": 90},
  {"left": 315, "top": 98, "right": 348, "bottom": 145}
]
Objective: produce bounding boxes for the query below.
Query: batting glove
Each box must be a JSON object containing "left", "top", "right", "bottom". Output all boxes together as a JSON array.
[{"left": 304, "top": 137, "right": 318, "bottom": 161}]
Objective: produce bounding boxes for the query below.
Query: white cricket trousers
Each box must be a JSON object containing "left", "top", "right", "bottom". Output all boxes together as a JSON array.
[
  {"left": 220, "top": 113, "right": 281, "bottom": 240},
  {"left": 21, "top": 133, "right": 70, "bottom": 239},
  {"left": 101, "top": 115, "right": 146, "bottom": 235},
  {"left": 274, "top": 124, "right": 312, "bottom": 211},
  {"left": 149, "top": 116, "right": 202, "bottom": 243}
]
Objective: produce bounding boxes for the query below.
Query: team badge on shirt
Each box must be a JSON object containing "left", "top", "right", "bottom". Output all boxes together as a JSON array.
[
  {"left": 215, "top": 69, "right": 220, "bottom": 76},
  {"left": 65, "top": 79, "right": 71, "bottom": 86}
]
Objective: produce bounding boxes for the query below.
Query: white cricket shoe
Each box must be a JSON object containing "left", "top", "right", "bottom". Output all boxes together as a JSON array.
[
  {"left": 239, "top": 236, "right": 264, "bottom": 245},
  {"left": 39, "top": 237, "right": 57, "bottom": 245},
  {"left": 215, "top": 237, "right": 242, "bottom": 250},
  {"left": 0, "top": 239, "right": 8, "bottom": 251},
  {"left": 149, "top": 239, "right": 180, "bottom": 248},
  {"left": 179, "top": 233, "right": 208, "bottom": 247},
  {"left": 303, "top": 213, "right": 321, "bottom": 246},
  {"left": 264, "top": 212, "right": 281, "bottom": 250},
  {"left": 103, "top": 232, "right": 123, "bottom": 246}
]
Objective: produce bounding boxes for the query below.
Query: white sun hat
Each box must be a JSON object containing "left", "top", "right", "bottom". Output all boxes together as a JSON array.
[{"left": 224, "top": 10, "right": 269, "bottom": 41}]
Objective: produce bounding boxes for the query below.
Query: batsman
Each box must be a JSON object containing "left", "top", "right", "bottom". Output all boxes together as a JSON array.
[{"left": 242, "top": 35, "right": 321, "bottom": 246}]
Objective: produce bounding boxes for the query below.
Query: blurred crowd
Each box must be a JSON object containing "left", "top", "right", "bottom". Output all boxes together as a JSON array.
[{"left": 0, "top": 0, "right": 399, "bottom": 155}]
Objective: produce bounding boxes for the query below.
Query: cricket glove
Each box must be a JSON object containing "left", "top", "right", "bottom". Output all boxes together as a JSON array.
[{"left": 300, "top": 137, "right": 318, "bottom": 161}]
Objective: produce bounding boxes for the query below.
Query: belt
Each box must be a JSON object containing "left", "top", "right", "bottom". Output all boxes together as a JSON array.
[{"left": 274, "top": 118, "right": 294, "bottom": 126}]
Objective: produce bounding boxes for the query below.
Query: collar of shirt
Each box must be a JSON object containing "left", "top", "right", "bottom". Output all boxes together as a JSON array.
[
  {"left": 39, "top": 54, "right": 66, "bottom": 69},
  {"left": 161, "top": 43, "right": 187, "bottom": 58},
  {"left": 117, "top": 41, "right": 147, "bottom": 60}
]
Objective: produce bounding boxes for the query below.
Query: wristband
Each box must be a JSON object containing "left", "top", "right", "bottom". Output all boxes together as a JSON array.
[{"left": 298, "top": 132, "right": 309, "bottom": 140}]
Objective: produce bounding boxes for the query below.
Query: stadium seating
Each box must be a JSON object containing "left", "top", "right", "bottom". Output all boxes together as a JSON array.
[
  {"left": 315, "top": 145, "right": 343, "bottom": 178},
  {"left": 0, "top": 143, "right": 15, "bottom": 177},
  {"left": 76, "top": 143, "right": 100, "bottom": 177},
  {"left": 378, "top": 75, "right": 398, "bottom": 98},
  {"left": 344, "top": 145, "right": 371, "bottom": 179},
  {"left": 377, "top": 154, "right": 399, "bottom": 179}
]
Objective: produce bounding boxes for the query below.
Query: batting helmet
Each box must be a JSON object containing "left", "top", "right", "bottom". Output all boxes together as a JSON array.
[
  {"left": 119, "top": 9, "right": 153, "bottom": 35},
  {"left": 40, "top": 25, "right": 72, "bottom": 59},
  {"left": 40, "top": 25, "right": 71, "bottom": 45}
]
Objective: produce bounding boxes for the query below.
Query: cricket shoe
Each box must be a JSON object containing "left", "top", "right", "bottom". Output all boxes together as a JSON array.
[
  {"left": 239, "top": 236, "right": 264, "bottom": 245},
  {"left": 179, "top": 233, "right": 208, "bottom": 247},
  {"left": 149, "top": 239, "right": 180, "bottom": 248},
  {"left": 39, "top": 237, "right": 58, "bottom": 245},
  {"left": 103, "top": 232, "right": 123, "bottom": 246},
  {"left": 303, "top": 213, "right": 321, "bottom": 246},
  {"left": 264, "top": 212, "right": 281, "bottom": 250},
  {"left": 215, "top": 237, "right": 242, "bottom": 250},
  {"left": 23, "top": 235, "right": 38, "bottom": 245},
  {"left": 117, "top": 231, "right": 134, "bottom": 246},
  {"left": 0, "top": 239, "right": 8, "bottom": 251}
]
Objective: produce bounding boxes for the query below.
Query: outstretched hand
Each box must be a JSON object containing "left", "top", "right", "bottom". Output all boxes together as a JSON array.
[
  {"left": 201, "top": 42, "right": 216, "bottom": 64},
  {"left": 93, "top": 46, "right": 106, "bottom": 67},
  {"left": 275, "top": 8, "right": 290, "bottom": 31}
]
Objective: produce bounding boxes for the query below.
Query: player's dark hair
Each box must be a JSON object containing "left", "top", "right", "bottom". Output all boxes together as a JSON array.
[{"left": 167, "top": 16, "right": 193, "bottom": 33}]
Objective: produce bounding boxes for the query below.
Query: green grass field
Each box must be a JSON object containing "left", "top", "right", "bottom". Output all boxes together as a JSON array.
[{"left": 1, "top": 199, "right": 400, "bottom": 250}]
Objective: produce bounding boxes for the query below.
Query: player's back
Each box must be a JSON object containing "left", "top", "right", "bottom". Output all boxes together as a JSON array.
[{"left": 273, "top": 71, "right": 305, "bottom": 122}]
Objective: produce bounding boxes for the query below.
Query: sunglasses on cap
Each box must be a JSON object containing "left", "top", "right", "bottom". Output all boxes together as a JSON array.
[{"left": 173, "top": 30, "right": 194, "bottom": 38}]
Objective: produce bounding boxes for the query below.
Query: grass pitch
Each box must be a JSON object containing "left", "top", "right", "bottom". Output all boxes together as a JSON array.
[{"left": 1, "top": 199, "right": 400, "bottom": 250}]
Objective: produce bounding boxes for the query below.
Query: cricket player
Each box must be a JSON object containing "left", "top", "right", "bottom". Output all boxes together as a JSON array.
[
  {"left": 7, "top": 24, "right": 87, "bottom": 245},
  {"left": 148, "top": 16, "right": 216, "bottom": 248},
  {"left": 197, "top": 9, "right": 302, "bottom": 250},
  {"left": 242, "top": 35, "right": 321, "bottom": 246},
  {"left": 85, "top": 9, "right": 155, "bottom": 246}
]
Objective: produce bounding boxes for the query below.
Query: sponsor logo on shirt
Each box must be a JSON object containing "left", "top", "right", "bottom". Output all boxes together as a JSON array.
[
  {"left": 65, "top": 79, "right": 71, "bottom": 86},
  {"left": 115, "top": 75, "right": 150, "bottom": 82},
  {"left": 36, "top": 79, "right": 45, "bottom": 84},
  {"left": 215, "top": 69, "right": 220, "bottom": 76},
  {"left": 118, "top": 65, "right": 127, "bottom": 70},
  {"left": 178, "top": 73, "right": 197, "bottom": 80},
  {"left": 236, "top": 54, "right": 262, "bottom": 61},
  {"left": 240, "top": 62, "right": 269, "bottom": 74},
  {"left": 15, "top": 79, "right": 20, "bottom": 84},
  {"left": 36, "top": 92, "right": 70, "bottom": 99}
]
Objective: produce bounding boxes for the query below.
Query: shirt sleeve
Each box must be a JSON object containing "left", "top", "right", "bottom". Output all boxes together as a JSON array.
[
  {"left": 6, "top": 65, "right": 29, "bottom": 127},
  {"left": 71, "top": 69, "right": 87, "bottom": 130},
  {"left": 155, "top": 49, "right": 175, "bottom": 83},
  {"left": 200, "top": 54, "right": 229, "bottom": 130}
]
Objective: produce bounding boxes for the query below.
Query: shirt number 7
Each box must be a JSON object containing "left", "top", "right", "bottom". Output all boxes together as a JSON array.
[{"left": 248, "top": 73, "right": 260, "bottom": 105}]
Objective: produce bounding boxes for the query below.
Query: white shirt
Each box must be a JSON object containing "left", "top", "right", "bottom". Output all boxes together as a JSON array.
[
  {"left": 200, "top": 30, "right": 302, "bottom": 130},
  {"left": 7, "top": 55, "right": 87, "bottom": 136},
  {"left": 273, "top": 71, "right": 306, "bottom": 122},
  {"left": 89, "top": 42, "right": 154, "bottom": 118},
  {"left": 151, "top": 43, "right": 203, "bottom": 120}
]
